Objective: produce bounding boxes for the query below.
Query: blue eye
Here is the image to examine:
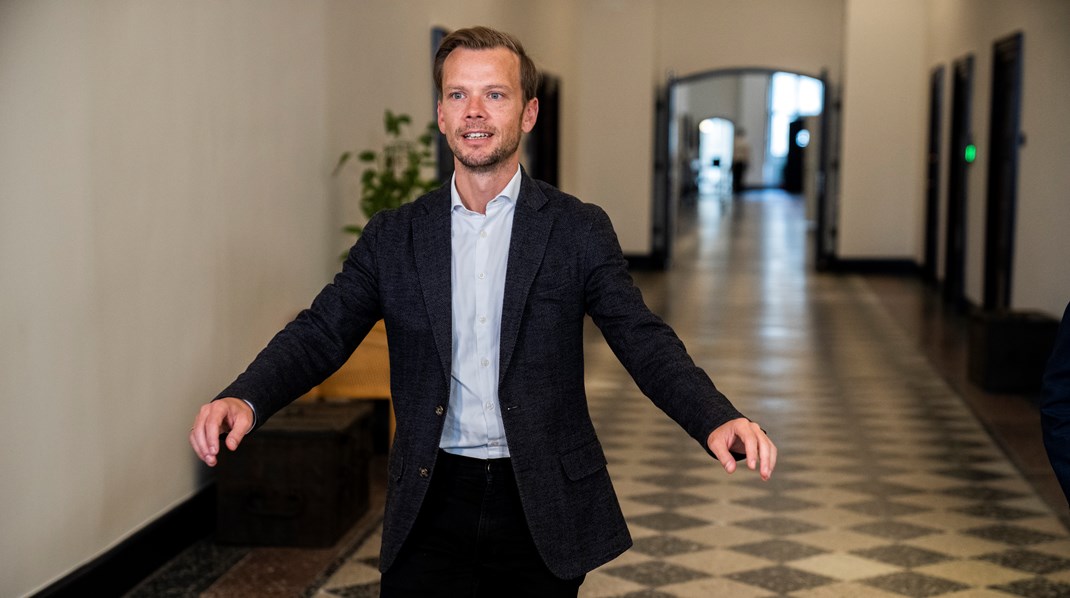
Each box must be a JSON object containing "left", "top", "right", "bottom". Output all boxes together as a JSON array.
[
  {"left": 489, "top": 92, "right": 503, "bottom": 100},
  {"left": 449, "top": 92, "right": 464, "bottom": 100}
]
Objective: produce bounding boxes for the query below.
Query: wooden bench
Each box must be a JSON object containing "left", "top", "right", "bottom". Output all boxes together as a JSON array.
[{"left": 302, "top": 320, "right": 394, "bottom": 444}]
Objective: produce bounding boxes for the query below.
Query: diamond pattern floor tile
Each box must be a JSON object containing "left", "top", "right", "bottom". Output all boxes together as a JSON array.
[{"left": 303, "top": 194, "right": 1070, "bottom": 598}]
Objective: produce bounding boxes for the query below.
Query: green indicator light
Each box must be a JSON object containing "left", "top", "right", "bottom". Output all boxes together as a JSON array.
[{"left": 964, "top": 144, "right": 977, "bottom": 163}]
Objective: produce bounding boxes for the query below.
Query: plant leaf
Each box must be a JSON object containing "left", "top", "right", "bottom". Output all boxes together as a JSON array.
[{"left": 331, "top": 151, "right": 352, "bottom": 176}]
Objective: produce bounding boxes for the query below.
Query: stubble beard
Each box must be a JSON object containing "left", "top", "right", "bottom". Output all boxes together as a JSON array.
[{"left": 450, "top": 117, "right": 524, "bottom": 174}]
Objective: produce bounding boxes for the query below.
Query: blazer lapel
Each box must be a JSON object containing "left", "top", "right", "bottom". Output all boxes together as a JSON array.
[
  {"left": 499, "top": 174, "right": 552, "bottom": 387},
  {"left": 412, "top": 187, "right": 453, "bottom": 383}
]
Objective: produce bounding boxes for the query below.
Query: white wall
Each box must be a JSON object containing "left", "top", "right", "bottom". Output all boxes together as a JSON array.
[
  {"left": 0, "top": 1, "right": 332, "bottom": 595},
  {"left": 0, "top": 2, "right": 582, "bottom": 595},
  {"left": 656, "top": 0, "right": 845, "bottom": 81},
  {"left": 926, "top": 0, "right": 1070, "bottom": 316},
  {"left": 739, "top": 73, "right": 771, "bottom": 189},
  {"left": 837, "top": 0, "right": 929, "bottom": 259},
  {"left": 572, "top": 0, "right": 658, "bottom": 254}
]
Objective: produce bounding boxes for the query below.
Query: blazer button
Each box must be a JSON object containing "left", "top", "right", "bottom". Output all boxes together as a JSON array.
[
  {"left": 419, "top": 467, "right": 430, "bottom": 478},
  {"left": 435, "top": 405, "right": 445, "bottom": 416}
]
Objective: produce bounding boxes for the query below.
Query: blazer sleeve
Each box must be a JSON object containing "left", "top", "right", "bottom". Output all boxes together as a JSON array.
[
  {"left": 1041, "top": 301, "right": 1070, "bottom": 506},
  {"left": 213, "top": 213, "right": 385, "bottom": 427},
  {"left": 580, "top": 205, "right": 745, "bottom": 452}
]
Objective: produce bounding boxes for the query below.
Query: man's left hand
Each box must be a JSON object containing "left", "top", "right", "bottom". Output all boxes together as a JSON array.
[{"left": 707, "top": 418, "right": 776, "bottom": 481}]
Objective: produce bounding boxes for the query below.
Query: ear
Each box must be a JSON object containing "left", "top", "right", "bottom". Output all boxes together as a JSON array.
[
  {"left": 521, "top": 97, "right": 539, "bottom": 134},
  {"left": 437, "top": 100, "right": 446, "bottom": 134}
]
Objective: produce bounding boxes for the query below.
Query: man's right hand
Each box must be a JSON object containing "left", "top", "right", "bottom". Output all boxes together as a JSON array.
[{"left": 189, "top": 397, "right": 254, "bottom": 467}]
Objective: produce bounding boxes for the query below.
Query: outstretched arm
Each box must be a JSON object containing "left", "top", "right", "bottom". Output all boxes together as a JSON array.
[
  {"left": 707, "top": 417, "right": 777, "bottom": 480},
  {"left": 189, "top": 397, "right": 254, "bottom": 467},
  {"left": 1041, "top": 302, "right": 1070, "bottom": 505}
]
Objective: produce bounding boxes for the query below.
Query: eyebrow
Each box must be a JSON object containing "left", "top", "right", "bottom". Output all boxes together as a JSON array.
[{"left": 444, "top": 83, "right": 514, "bottom": 93}]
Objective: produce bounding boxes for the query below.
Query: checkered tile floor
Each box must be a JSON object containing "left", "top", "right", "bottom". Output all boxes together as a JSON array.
[{"left": 314, "top": 192, "right": 1070, "bottom": 597}]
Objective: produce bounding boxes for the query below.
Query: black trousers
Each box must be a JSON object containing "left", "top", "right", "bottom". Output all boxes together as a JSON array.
[{"left": 380, "top": 451, "right": 584, "bottom": 597}]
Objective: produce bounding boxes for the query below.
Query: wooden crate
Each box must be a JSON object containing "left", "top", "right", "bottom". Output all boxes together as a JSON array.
[{"left": 215, "top": 401, "right": 373, "bottom": 547}]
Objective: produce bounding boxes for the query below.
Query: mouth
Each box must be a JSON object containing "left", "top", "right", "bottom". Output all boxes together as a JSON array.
[{"left": 462, "top": 131, "right": 493, "bottom": 140}]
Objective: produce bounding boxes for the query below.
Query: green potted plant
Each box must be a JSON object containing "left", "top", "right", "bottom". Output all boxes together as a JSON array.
[
  {"left": 333, "top": 109, "right": 440, "bottom": 240},
  {"left": 315, "top": 111, "right": 440, "bottom": 418}
]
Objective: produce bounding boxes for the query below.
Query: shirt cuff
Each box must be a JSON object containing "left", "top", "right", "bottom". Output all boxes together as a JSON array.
[{"left": 240, "top": 399, "right": 258, "bottom": 430}]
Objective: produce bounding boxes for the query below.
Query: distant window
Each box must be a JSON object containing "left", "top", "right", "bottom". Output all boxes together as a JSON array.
[{"left": 769, "top": 73, "right": 823, "bottom": 158}]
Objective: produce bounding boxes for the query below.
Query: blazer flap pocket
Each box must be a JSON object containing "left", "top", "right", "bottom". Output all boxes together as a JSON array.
[{"left": 560, "top": 440, "right": 607, "bottom": 481}]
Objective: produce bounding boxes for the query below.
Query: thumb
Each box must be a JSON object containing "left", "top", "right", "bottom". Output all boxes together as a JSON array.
[
  {"left": 224, "top": 410, "right": 252, "bottom": 451},
  {"left": 707, "top": 430, "right": 738, "bottom": 474}
]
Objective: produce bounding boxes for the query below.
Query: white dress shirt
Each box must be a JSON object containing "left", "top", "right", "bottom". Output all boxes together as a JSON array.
[{"left": 439, "top": 166, "right": 521, "bottom": 459}]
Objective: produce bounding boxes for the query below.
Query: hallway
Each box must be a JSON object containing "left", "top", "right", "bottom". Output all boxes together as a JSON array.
[
  {"left": 310, "top": 191, "right": 1070, "bottom": 597},
  {"left": 131, "top": 191, "right": 1070, "bottom": 597}
]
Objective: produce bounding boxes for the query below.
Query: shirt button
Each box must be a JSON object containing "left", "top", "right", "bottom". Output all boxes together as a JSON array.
[
  {"left": 478, "top": 272, "right": 486, "bottom": 280},
  {"left": 490, "top": 441, "right": 499, "bottom": 447},
  {"left": 419, "top": 467, "right": 430, "bottom": 478},
  {"left": 485, "top": 402, "right": 495, "bottom": 412},
  {"left": 435, "top": 405, "right": 444, "bottom": 416},
  {"left": 480, "top": 230, "right": 488, "bottom": 238},
  {"left": 479, "top": 315, "right": 487, "bottom": 324},
  {"left": 480, "top": 358, "right": 490, "bottom": 367}
]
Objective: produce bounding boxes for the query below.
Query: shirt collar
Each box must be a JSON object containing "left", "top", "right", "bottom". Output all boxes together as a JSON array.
[{"left": 450, "top": 165, "right": 522, "bottom": 213}]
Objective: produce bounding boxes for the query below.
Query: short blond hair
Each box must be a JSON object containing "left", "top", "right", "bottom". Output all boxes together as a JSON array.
[{"left": 433, "top": 26, "right": 539, "bottom": 104}]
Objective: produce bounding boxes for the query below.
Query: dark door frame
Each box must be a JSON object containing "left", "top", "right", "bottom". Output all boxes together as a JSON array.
[
  {"left": 944, "top": 54, "right": 974, "bottom": 310},
  {"left": 815, "top": 69, "right": 837, "bottom": 270},
  {"left": 527, "top": 73, "right": 562, "bottom": 187},
  {"left": 923, "top": 65, "right": 945, "bottom": 284},
  {"left": 983, "top": 32, "right": 1024, "bottom": 311},
  {"left": 651, "top": 81, "right": 673, "bottom": 269}
]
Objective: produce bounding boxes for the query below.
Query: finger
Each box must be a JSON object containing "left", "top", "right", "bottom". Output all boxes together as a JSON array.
[
  {"left": 707, "top": 433, "right": 738, "bottom": 474},
  {"left": 189, "top": 423, "right": 204, "bottom": 461},
  {"left": 190, "top": 405, "right": 212, "bottom": 463},
  {"left": 203, "top": 405, "right": 227, "bottom": 466},
  {"left": 762, "top": 439, "right": 778, "bottom": 480},
  {"left": 743, "top": 424, "right": 760, "bottom": 471}
]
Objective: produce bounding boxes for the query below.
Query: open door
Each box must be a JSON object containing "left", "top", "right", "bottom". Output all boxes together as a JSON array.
[
  {"left": 526, "top": 74, "right": 561, "bottom": 187},
  {"left": 943, "top": 55, "right": 973, "bottom": 310},
  {"left": 650, "top": 81, "right": 672, "bottom": 269},
  {"left": 815, "top": 70, "right": 838, "bottom": 271},
  {"left": 923, "top": 66, "right": 945, "bottom": 283},
  {"left": 983, "top": 33, "right": 1024, "bottom": 311}
]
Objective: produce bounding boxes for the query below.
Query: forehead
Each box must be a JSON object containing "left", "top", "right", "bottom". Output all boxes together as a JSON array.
[{"left": 441, "top": 47, "right": 521, "bottom": 88}]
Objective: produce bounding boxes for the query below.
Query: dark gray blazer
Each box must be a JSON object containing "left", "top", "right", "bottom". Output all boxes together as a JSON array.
[{"left": 218, "top": 172, "right": 745, "bottom": 579}]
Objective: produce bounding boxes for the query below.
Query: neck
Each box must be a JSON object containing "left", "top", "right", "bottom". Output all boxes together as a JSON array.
[{"left": 454, "top": 160, "right": 519, "bottom": 214}]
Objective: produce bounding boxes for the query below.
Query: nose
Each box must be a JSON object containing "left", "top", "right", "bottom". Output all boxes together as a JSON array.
[{"left": 465, "top": 96, "right": 486, "bottom": 119}]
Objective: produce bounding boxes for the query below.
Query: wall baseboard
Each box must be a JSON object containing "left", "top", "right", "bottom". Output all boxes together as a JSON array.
[
  {"left": 824, "top": 258, "right": 921, "bottom": 276},
  {"left": 624, "top": 253, "right": 669, "bottom": 271},
  {"left": 34, "top": 486, "right": 215, "bottom": 597}
]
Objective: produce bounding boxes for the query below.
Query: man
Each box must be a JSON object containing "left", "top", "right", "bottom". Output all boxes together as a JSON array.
[
  {"left": 1042, "top": 301, "right": 1070, "bottom": 506},
  {"left": 190, "top": 26, "right": 776, "bottom": 597},
  {"left": 732, "top": 127, "right": 751, "bottom": 193}
]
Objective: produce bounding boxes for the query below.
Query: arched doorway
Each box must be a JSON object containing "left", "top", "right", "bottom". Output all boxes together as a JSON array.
[{"left": 652, "top": 68, "right": 837, "bottom": 270}]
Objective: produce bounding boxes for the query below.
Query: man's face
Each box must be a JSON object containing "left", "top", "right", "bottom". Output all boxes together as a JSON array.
[{"left": 437, "top": 47, "right": 538, "bottom": 174}]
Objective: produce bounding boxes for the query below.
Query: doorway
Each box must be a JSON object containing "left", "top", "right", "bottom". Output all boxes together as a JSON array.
[
  {"left": 983, "top": 32, "right": 1024, "bottom": 311},
  {"left": 697, "top": 117, "right": 734, "bottom": 197},
  {"left": 527, "top": 74, "right": 562, "bottom": 187},
  {"left": 923, "top": 66, "right": 945, "bottom": 283},
  {"left": 943, "top": 54, "right": 974, "bottom": 310},
  {"left": 654, "top": 68, "right": 828, "bottom": 268}
]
